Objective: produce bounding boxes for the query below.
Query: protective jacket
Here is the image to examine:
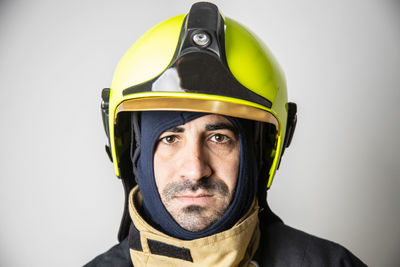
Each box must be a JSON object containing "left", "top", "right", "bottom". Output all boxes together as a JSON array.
[{"left": 84, "top": 186, "right": 366, "bottom": 267}]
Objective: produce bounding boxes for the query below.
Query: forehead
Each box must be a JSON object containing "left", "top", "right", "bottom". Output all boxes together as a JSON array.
[
  {"left": 187, "top": 114, "right": 232, "bottom": 125},
  {"left": 163, "top": 114, "right": 235, "bottom": 132}
]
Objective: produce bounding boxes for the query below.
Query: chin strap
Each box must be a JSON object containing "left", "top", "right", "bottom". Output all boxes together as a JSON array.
[
  {"left": 101, "top": 87, "right": 139, "bottom": 241},
  {"left": 118, "top": 174, "right": 136, "bottom": 242},
  {"left": 117, "top": 112, "right": 142, "bottom": 242}
]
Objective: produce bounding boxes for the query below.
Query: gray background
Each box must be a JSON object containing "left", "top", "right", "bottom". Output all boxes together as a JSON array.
[{"left": 1, "top": 0, "right": 399, "bottom": 266}]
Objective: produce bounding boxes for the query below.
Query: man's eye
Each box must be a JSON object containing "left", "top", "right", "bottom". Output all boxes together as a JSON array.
[
  {"left": 210, "top": 134, "right": 230, "bottom": 143},
  {"left": 160, "top": 135, "right": 178, "bottom": 144}
]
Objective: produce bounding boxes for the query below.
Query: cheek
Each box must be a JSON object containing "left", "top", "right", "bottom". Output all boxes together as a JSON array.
[
  {"left": 210, "top": 148, "right": 240, "bottom": 193},
  {"left": 153, "top": 151, "right": 174, "bottom": 194}
]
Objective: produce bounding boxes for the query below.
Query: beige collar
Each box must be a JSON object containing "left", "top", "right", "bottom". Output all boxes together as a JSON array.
[{"left": 128, "top": 186, "right": 260, "bottom": 267}]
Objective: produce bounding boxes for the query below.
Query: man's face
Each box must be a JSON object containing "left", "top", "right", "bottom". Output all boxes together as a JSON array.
[{"left": 153, "top": 114, "right": 240, "bottom": 232}]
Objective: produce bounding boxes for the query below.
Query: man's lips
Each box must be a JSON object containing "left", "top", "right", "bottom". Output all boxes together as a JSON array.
[{"left": 174, "top": 193, "right": 214, "bottom": 205}]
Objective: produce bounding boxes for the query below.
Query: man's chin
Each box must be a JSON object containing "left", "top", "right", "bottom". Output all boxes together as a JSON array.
[
  {"left": 163, "top": 199, "right": 230, "bottom": 232},
  {"left": 169, "top": 206, "right": 217, "bottom": 232},
  {"left": 183, "top": 205, "right": 206, "bottom": 213}
]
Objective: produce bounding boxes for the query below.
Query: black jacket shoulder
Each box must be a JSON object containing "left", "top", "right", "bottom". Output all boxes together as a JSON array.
[
  {"left": 254, "top": 210, "right": 367, "bottom": 266},
  {"left": 83, "top": 238, "right": 132, "bottom": 267}
]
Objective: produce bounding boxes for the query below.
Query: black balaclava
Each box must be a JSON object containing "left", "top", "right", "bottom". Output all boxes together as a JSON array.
[{"left": 134, "top": 111, "right": 258, "bottom": 240}]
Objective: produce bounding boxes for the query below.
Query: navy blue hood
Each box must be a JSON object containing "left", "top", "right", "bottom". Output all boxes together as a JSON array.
[{"left": 133, "top": 111, "right": 258, "bottom": 240}]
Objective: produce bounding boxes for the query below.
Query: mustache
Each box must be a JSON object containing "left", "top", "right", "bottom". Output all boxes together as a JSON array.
[{"left": 162, "top": 177, "right": 229, "bottom": 200}]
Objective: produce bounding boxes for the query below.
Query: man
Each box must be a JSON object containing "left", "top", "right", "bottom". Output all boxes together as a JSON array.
[{"left": 86, "top": 2, "right": 366, "bottom": 266}]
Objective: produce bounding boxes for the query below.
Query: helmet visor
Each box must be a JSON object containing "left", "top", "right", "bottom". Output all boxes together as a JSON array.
[
  {"left": 122, "top": 51, "right": 272, "bottom": 108},
  {"left": 117, "top": 51, "right": 278, "bottom": 129}
]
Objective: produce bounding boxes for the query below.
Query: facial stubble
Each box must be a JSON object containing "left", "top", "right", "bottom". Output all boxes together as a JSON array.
[{"left": 160, "top": 178, "right": 233, "bottom": 232}]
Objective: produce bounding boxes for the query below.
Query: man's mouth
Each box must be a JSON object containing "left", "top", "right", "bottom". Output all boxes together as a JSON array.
[{"left": 174, "top": 193, "right": 214, "bottom": 205}]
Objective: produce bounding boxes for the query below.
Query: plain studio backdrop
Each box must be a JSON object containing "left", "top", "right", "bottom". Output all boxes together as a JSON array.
[{"left": 1, "top": 0, "right": 399, "bottom": 266}]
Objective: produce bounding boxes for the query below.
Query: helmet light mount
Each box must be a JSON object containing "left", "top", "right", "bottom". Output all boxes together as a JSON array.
[{"left": 192, "top": 31, "right": 211, "bottom": 47}]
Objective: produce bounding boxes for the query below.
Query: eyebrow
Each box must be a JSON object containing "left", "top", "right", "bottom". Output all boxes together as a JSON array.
[
  {"left": 163, "top": 126, "right": 185, "bottom": 133},
  {"left": 205, "top": 122, "right": 237, "bottom": 135},
  {"left": 163, "top": 123, "right": 237, "bottom": 135}
]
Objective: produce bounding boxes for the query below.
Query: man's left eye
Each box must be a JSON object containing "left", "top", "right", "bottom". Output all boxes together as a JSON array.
[
  {"left": 160, "top": 135, "right": 178, "bottom": 144},
  {"left": 210, "top": 134, "right": 230, "bottom": 143}
]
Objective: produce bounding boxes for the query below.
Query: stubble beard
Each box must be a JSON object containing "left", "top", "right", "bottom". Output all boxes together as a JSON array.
[{"left": 160, "top": 178, "right": 232, "bottom": 232}]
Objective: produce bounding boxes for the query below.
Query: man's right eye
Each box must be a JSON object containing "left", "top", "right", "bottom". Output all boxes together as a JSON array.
[{"left": 160, "top": 135, "right": 178, "bottom": 144}]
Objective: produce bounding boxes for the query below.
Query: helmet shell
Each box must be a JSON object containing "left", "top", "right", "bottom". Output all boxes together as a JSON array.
[{"left": 105, "top": 6, "right": 293, "bottom": 189}]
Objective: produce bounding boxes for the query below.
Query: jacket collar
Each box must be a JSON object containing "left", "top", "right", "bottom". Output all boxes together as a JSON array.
[{"left": 128, "top": 186, "right": 261, "bottom": 266}]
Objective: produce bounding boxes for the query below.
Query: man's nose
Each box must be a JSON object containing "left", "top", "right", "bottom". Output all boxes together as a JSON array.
[{"left": 178, "top": 141, "right": 212, "bottom": 181}]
